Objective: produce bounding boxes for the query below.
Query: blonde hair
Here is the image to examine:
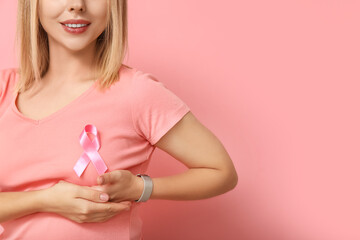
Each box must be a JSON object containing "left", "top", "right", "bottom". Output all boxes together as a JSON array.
[{"left": 13, "top": 0, "right": 128, "bottom": 95}]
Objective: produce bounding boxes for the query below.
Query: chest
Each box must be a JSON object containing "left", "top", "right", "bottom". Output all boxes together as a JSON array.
[
  {"left": 14, "top": 81, "right": 96, "bottom": 122},
  {"left": 0, "top": 89, "right": 151, "bottom": 192}
]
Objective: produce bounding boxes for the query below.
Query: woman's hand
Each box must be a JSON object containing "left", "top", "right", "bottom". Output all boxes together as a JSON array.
[
  {"left": 89, "top": 170, "right": 144, "bottom": 203},
  {"left": 43, "top": 180, "right": 132, "bottom": 223}
]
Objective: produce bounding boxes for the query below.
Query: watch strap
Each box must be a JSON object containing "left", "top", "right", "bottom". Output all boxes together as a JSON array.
[{"left": 135, "top": 174, "right": 153, "bottom": 202}]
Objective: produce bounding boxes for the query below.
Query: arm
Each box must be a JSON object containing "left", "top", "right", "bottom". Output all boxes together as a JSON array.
[
  {"left": 0, "top": 190, "right": 46, "bottom": 223},
  {"left": 136, "top": 111, "right": 238, "bottom": 201}
]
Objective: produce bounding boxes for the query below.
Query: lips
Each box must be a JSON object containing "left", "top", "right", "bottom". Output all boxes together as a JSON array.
[
  {"left": 61, "top": 23, "right": 90, "bottom": 34},
  {"left": 60, "top": 19, "right": 91, "bottom": 25}
]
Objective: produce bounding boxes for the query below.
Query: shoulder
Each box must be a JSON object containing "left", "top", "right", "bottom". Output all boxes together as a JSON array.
[
  {"left": 108, "top": 64, "right": 141, "bottom": 91},
  {"left": 129, "top": 68, "right": 168, "bottom": 96},
  {"left": 131, "top": 68, "right": 161, "bottom": 85},
  {"left": 0, "top": 67, "right": 18, "bottom": 113},
  {"left": 0, "top": 67, "right": 18, "bottom": 84},
  {"left": 129, "top": 67, "right": 189, "bottom": 109},
  {"left": 0, "top": 67, "right": 18, "bottom": 96},
  {"left": 116, "top": 65, "right": 181, "bottom": 103},
  {"left": 118, "top": 66, "right": 166, "bottom": 99}
]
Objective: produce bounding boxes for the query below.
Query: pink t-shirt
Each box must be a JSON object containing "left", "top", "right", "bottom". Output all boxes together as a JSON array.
[{"left": 0, "top": 65, "right": 191, "bottom": 240}]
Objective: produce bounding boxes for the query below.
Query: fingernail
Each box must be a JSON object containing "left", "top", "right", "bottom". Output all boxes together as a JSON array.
[{"left": 100, "top": 193, "right": 109, "bottom": 201}]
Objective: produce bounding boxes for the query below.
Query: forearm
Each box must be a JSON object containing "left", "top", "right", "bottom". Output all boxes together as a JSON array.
[
  {"left": 0, "top": 190, "right": 45, "bottom": 223},
  {"left": 148, "top": 168, "right": 237, "bottom": 201}
]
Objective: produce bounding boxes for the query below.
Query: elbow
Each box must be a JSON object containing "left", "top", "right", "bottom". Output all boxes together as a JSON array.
[
  {"left": 220, "top": 168, "right": 238, "bottom": 192},
  {"left": 229, "top": 171, "right": 238, "bottom": 190}
]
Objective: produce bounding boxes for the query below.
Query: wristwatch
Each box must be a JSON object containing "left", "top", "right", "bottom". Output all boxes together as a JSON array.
[{"left": 134, "top": 174, "right": 153, "bottom": 202}]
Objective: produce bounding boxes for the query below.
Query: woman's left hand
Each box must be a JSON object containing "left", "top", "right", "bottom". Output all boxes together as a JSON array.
[{"left": 90, "top": 170, "right": 143, "bottom": 203}]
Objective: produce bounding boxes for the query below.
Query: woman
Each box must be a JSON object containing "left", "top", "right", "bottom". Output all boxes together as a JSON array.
[{"left": 0, "top": 0, "right": 238, "bottom": 239}]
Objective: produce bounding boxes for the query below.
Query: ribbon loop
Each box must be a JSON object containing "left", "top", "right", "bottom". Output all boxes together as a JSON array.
[{"left": 73, "top": 124, "right": 108, "bottom": 177}]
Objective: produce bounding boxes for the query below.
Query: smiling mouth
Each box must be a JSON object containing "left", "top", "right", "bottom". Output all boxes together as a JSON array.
[
  {"left": 60, "top": 23, "right": 91, "bottom": 34},
  {"left": 60, "top": 23, "right": 91, "bottom": 27}
]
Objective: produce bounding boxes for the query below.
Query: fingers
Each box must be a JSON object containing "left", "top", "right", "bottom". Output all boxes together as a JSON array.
[
  {"left": 98, "top": 170, "right": 122, "bottom": 185},
  {"left": 75, "top": 200, "right": 133, "bottom": 223},
  {"left": 95, "top": 201, "right": 132, "bottom": 213},
  {"left": 90, "top": 185, "right": 104, "bottom": 191},
  {"left": 76, "top": 187, "right": 109, "bottom": 203}
]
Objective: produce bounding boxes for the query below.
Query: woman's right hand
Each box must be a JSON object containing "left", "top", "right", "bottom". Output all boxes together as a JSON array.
[{"left": 42, "top": 180, "right": 132, "bottom": 223}]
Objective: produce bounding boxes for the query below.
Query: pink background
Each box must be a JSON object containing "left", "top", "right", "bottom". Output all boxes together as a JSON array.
[{"left": 1, "top": 1, "right": 360, "bottom": 239}]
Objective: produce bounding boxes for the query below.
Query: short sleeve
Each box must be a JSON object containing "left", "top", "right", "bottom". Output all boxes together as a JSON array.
[
  {"left": 0, "top": 68, "right": 7, "bottom": 99},
  {"left": 130, "top": 71, "right": 191, "bottom": 145},
  {"left": 0, "top": 68, "right": 16, "bottom": 114},
  {"left": 0, "top": 67, "right": 16, "bottom": 96}
]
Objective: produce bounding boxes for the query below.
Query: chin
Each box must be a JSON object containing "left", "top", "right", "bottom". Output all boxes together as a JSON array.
[{"left": 63, "top": 43, "right": 92, "bottom": 52}]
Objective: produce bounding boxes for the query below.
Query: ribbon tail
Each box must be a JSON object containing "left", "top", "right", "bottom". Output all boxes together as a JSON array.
[
  {"left": 91, "top": 151, "right": 108, "bottom": 175},
  {"left": 73, "top": 152, "right": 91, "bottom": 177}
]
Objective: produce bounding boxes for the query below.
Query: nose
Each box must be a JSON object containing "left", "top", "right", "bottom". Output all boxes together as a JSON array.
[{"left": 67, "top": 0, "right": 86, "bottom": 12}]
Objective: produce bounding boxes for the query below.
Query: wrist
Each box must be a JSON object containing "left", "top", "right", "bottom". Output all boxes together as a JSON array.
[
  {"left": 37, "top": 188, "right": 54, "bottom": 213},
  {"left": 131, "top": 174, "right": 144, "bottom": 202},
  {"left": 31, "top": 189, "right": 48, "bottom": 213}
]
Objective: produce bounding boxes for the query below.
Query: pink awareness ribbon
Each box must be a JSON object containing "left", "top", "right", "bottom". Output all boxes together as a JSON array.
[{"left": 73, "top": 124, "right": 108, "bottom": 177}]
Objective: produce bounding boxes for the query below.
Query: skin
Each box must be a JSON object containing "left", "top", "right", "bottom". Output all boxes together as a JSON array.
[
  {"left": 38, "top": 0, "right": 107, "bottom": 85},
  {"left": 16, "top": 0, "right": 108, "bottom": 121},
  {"left": 13, "top": 0, "right": 238, "bottom": 224},
  {"left": 92, "top": 111, "right": 239, "bottom": 203},
  {"left": 34, "top": 0, "right": 134, "bottom": 223}
]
